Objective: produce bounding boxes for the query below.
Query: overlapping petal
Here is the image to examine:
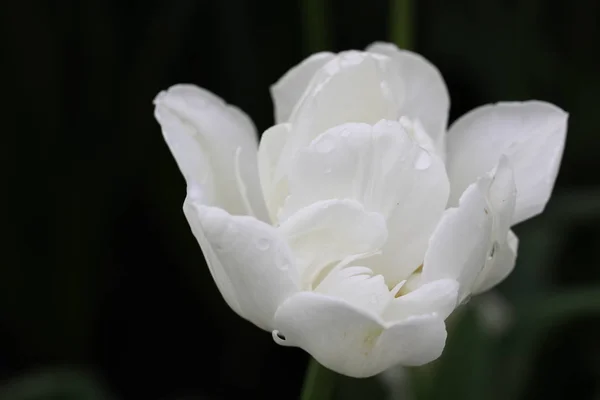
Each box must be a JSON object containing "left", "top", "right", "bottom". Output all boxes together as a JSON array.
[
  {"left": 154, "top": 84, "right": 269, "bottom": 221},
  {"left": 184, "top": 186, "right": 299, "bottom": 331},
  {"left": 273, "top": 292, "right": 447, "bottom": 378},
  {"left": 279, "top": 199, "right": 387, "bottom": 289},
  {"left": 446, "top": 101, "right": 568, "bottom": 224},
  {"left": 283, "top": 120, "right": 449, "bottom": 284},
  {"left": 271, "top": 52, "right": 335, "bottom": 124},
  {"left": 367, "top": 42, "right": 450, "bottom": 153},
  {"left": 421, "top": 178, "right": 494, "bottom": 302}
]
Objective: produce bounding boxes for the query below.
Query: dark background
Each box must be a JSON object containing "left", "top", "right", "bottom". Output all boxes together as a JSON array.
[{"left": 1, "top": 0, "right": 599, "bottom": 399}]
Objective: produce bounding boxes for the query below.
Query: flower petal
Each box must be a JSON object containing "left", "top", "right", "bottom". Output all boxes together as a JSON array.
[
  {"left": 273, "top": 292, "right": 447, "bottom": 377},
  {"left": 270, "top": 52, "right": 335, "bottom": 124},
  {"left": 421, "top": 178, "right": 494, "bottom": 302},
  {"left": 258, "top": 123, "right": 291, "bottom": 222},
  {"left": 154, "top": 84, "right": 269, "bottom": 221},
  {"left": 383, "top": 279, "right": 459, "bottom": 322},
  {"left": 283, "top": 120, "right": 449, "bottom": 284},
  {"left": 486, "top": 156, "right": 517, "bottom": 240},
  {"left": 183, "top": 187, "right": 299, "bottom": 331},
  {"left": 367, "top": 42, "right": 450, "bottom": 152},
  {"left": 472, "top": 230, "right": 519, "bottom": 294},
  {"left": 275, "top": 52, "right": 401, "bottom": 180},
  {"left": 278, "top": 199, "right": 387, "bottom": 289},
  {"left": 315, "top": 266, "right": 393, "bottom": 316},
  {"left": 446, "top": 101, "right": 568, "bottom": 224}
]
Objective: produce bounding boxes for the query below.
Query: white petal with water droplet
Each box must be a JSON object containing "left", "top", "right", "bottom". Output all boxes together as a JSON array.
[{"left": 184, "top": 189, "right": 299, "bottom": 331}]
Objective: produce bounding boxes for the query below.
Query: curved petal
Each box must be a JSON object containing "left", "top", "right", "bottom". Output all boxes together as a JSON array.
[
  {"left": 273, "top": 292, "right": 447, "bottom": 378},
  {"left": 315, "top": 266, "right": 393, "bottom": 316},
  {"left": 184, "top": 187, "right": 299, "bottom": 331},
  {"left": 367, "top": 137, "right": 449, "bottom": 285},
  {"left": 486, "top": 156, "right": 517, "bottom": 240},
  {"left": 446, "top": 101, "right": 568, "bottom": 224},
  {"left": 258, "top": 123, "right": 291, "bottom": 222},
  {"left": 472, "top": 230, "right": 519, "bottom": 294},
  {"left": 367, "top": 42, "right": 450, "bottom": 151},
  {"left": 270, "top": 52, "right": 335, "bottom": 124},
  {"left": 421, "top": 178, "right": 494, "bottom": 302},
  {"left": 275, "top": 52, "right": 401, "bottom": 180},
  {"left": 154, "top": 84, "right": 269, "bottom": 221},
  {"left": 279, "top": 199, "right": 387, "bottom": 289},
  {"left": 383, "top": 279, "right": 459, "bottom": 322},
  {"left": 283, "top": 120, "right": 449, "bottom": 284}
]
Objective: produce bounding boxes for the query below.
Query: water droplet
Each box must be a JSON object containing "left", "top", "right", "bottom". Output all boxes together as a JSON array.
[
  {"left": 324, "top": 167, "right": 332, "bottom": 174},
  {"left": 341, "top": 129, "right": 350, "bottom": 138},
  {"left": 414, "top": 151, "right": 431, "bottom": 170},
  {"left": 278, "top": 262, "right": 290, "bottom": 271},
  {"left": 257, "top": 238, "right": 270, "bottom": 251},
  {"left": 316, "top": 138, "right": 334, "bottom": 153}
]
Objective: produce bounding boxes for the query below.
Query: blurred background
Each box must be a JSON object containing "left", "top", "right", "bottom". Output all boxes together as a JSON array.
[{"left": 1, "top": 0, "right": 599, "bottom": 399}]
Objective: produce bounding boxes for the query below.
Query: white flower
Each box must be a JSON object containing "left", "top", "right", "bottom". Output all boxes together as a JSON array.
[{"left": 153, "top": 42, "right": 568, "bottom": 378}]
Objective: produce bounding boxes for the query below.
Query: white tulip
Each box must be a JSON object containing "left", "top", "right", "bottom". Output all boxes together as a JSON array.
[{"left": 153, "top": 42, "right": 567, "bottom": 378}]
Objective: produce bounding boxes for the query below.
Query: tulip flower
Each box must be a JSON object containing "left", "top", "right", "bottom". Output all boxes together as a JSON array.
[{"left": 153, "top": 42, "right": 567, "bottom": 378}]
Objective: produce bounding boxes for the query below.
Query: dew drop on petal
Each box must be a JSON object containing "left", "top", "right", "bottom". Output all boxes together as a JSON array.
[
  {"left": 414, "top": 151, "right": 431, "bottom": 170},
  {"left": 278, "top": 262, "right": 290, "bottom": 271},
  {"left": 257, "top": 238, "right": 271, "bottom": 251}
]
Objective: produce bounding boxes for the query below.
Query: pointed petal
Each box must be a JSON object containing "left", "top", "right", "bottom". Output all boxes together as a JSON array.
[
  {"left": 184, "top": 187, "right": 299, "bottom": 331},
  {"left": 383, "top": 279, "right": 459, "bottom": 322},
  {"left": 270, "top": 52, "right": 335, "bottom": 123},
  {"left": 154, "top": 84, "right": 268, "bottom": 220},
  {"left": 279, "top": 199, "right": 387, "bottom": 289},
  {"left": 257, "top": 123, "right": 291, "bottom": 222},
  {"left": 367, "top": 42, "right": 450, "bottom": 151},
  {"left": 446, "top": 101, "right": 568, "bottom": 224},
  {"left": 273, "top": 292, "right": 447, "bottom": 377},
  {"left": 421, "top": 179, "right": 494, "bottom": 302},
  {"left": 473, "top": 230, "right": 519, "bottom": 294}
]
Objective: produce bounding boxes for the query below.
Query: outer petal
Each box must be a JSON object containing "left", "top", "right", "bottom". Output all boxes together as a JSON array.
[
  {"left": 279, "top": 199, "right": 387, "bottom": 289},
  {"left": 383, "top": 279, "right": 459, "bottom": 322},
  {"left": 421, "top": 179, "right": 494, "bottom": 302},
  {"left": 270, "top": 52, "right": 335, "bottom": 124},
  {"left": 472, "top": 230, "right": 519, "bottom": 294},
  {"left": 273, "top": 292, "right": 447, "bottom": 378},
  {"left": 446, "top": 101, "right": 568, "bottom": 224},
  {"left": 275, "top": 52, "right": 402, "bottom": 180},
  {"left": 486, "top": 157, "right": 517, "bottom": 240},
  {"left": 367, "top": 42, "right": 450, "bottom": 152},
  {"left": 154, "top": 84, "right": 269, "bottom": 221},
  {"left": 283, "top": 120, "right": 449, "bottom": 284},
  {"left": 469, "top": 157, "right": 517, "bottom": 294},
  {"left": 184, "top": 187, "right": 299, "bottom": 331},
  {"left": 257, "top": 123, "right": 291, "bottom": 222}
]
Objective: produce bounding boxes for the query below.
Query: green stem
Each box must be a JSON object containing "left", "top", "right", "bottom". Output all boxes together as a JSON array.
[
  {"left": 390, "top": 0, "right": 414, "bottom": 50},
  {"left": 301, "top": 0, "right": 331, "bottom": 53},
  {"left": 301, "top": 358, "right": 337, "bottom": 400}
]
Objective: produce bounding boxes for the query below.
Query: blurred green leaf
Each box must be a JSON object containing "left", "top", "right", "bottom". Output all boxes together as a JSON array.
[{"left": 0, "top": 368, "right": 113, "bottom": 400}]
